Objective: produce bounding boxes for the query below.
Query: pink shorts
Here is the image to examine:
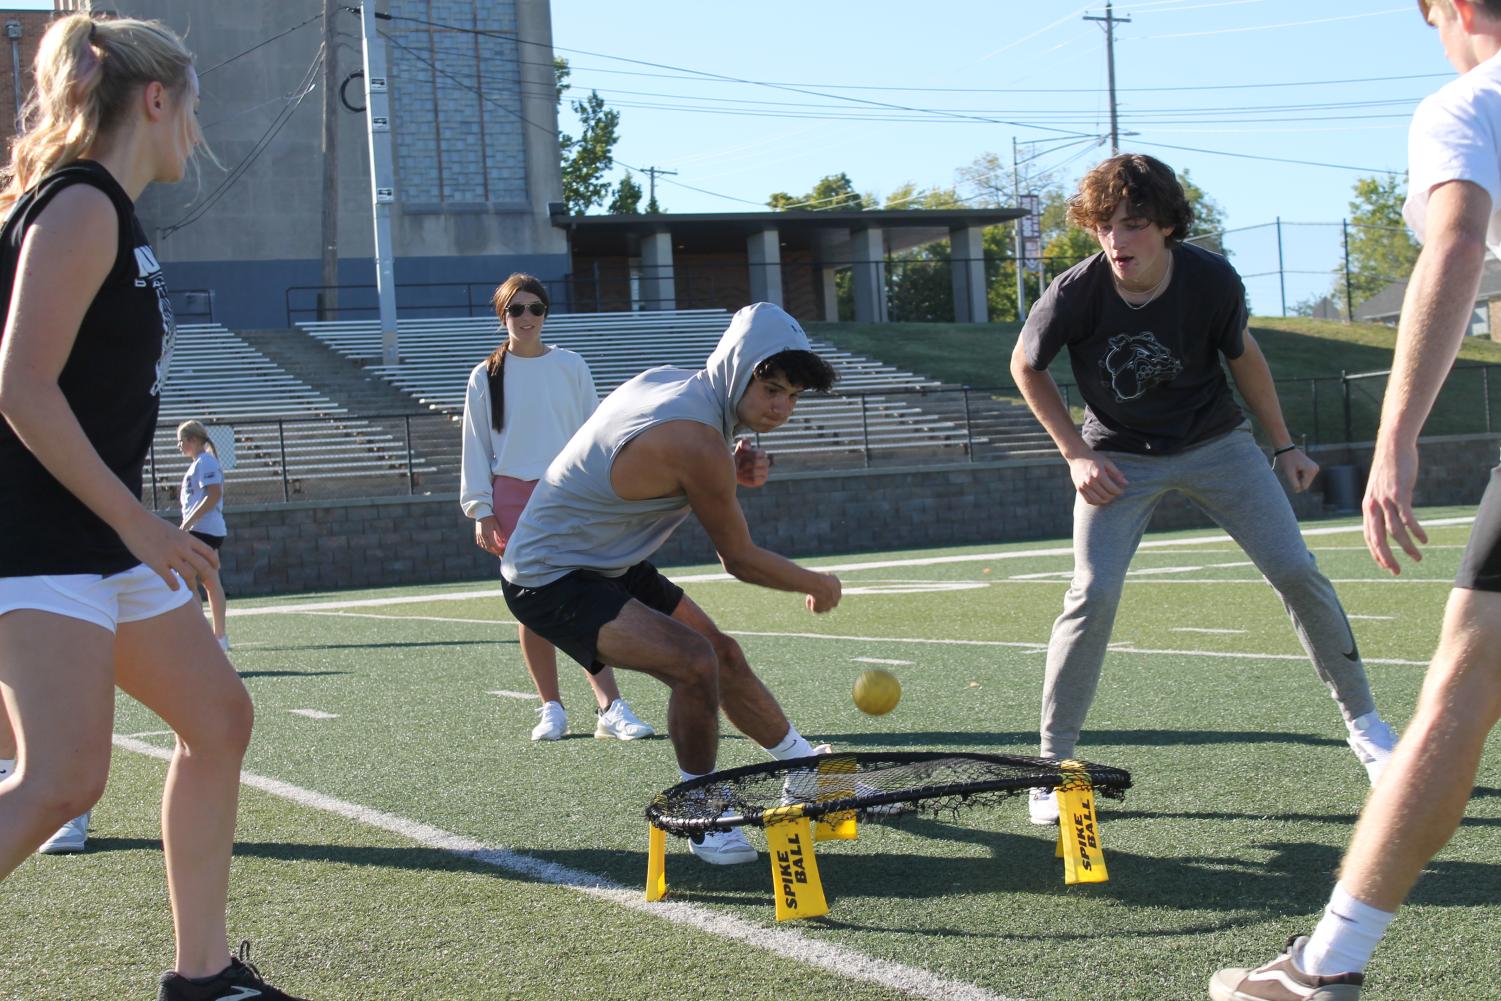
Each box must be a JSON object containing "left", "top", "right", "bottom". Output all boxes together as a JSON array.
[{"left": 492, "top": 477, "right": 539, "bottom": 537}]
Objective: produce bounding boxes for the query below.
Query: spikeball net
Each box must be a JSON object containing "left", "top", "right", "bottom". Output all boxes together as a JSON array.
[
  {"left": 646, "top": 751, "right": 1131, "bottom": 833},
  {"left": 643, "top": 751, "right": 1132, "bottom": 920}
]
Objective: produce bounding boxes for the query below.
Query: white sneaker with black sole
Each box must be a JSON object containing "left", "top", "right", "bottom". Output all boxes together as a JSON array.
[{"left": 689, "top": 823, "right": 757, "bottom": 865}]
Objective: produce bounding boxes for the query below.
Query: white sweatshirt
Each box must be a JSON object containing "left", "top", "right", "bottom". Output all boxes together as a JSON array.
[{"left": 459, "top": 347, "right": 598, "bottom": 520}]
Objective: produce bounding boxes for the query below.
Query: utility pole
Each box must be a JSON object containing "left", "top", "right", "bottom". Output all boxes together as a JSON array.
[
  {"left": 318, "top": 0, "right": 339, "bottom": 321},
  {"left": 643, "top": 165, "right": 677, "bottom": 212},
  {"left": 1084, "top": 2, "right": 1130, "bottom": 155},
  {"left": 1013, "top": 138, "right": 1026, "bottom": 320},
  {"left": 358, "top": 2, "right": 399, "bottom": 365}
]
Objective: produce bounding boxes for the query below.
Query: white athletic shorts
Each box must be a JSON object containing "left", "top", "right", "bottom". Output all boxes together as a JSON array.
[{"left": 0, "top": 564, "right": 194, "bottom": 633}]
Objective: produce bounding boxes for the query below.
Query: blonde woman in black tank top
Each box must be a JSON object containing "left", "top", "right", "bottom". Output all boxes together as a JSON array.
[{"left": 0, "top": 14, "right": 305, "bottom": 1000}]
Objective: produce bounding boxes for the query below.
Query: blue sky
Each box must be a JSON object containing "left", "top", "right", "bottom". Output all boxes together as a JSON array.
[{"left": 551, "top": 1, "right": 1452, "bottom": 313}]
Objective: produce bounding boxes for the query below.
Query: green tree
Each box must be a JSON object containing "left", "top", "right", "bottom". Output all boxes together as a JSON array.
[
  {"left": 1337, "top": 173, "right": 1421, "bottom": 314},
  {"left": 766, "top": 172, "right": 868, "bottom": 211},
  {"left": 882, "top": 184, "right": 966, "bottom": 321},
  {"left": 555, "top": 58, "right": 621, "bottom": 214},
  {"left": 609, "top": 171, "right": 642, "bottom": 214},
  {"left": 1180, "top": 170, "right": 1229, "bottom": 255}
]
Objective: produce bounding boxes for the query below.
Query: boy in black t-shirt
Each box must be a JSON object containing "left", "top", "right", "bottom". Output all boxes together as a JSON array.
[{"left": 1008, "top": 153, "right": 1397, "bottom": 825}]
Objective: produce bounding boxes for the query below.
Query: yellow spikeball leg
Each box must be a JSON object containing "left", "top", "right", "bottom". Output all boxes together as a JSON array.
[{"left": 853, "top": 669, "right": 902, "bottom": 716}]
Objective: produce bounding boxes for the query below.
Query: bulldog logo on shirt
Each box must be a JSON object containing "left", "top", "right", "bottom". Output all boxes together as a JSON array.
[
  {"left": 134, "top": 244, "right": 175, "bottom": 396},
  {"left": 1098, "top": 331, "right": 1182, "bottom": 402}
]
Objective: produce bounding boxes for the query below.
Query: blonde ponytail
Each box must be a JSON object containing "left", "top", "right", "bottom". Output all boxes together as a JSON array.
[{"left": 0, "top": 13, "right": 198, "bottom": 213}]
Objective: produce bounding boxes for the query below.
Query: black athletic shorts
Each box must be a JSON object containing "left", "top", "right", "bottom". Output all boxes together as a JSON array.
[
  {"left": 189, "top": 531, "right": 225, "bottom": 552},
  {"left": 500, "top": 560, "right": 685, "bottom": 673},
  {"left": 1456, "top": 466, "right": 1501, "bottom": 592}
]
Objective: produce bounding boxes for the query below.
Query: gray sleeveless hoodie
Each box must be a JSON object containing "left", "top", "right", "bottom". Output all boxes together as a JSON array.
[{"left": 501, "top": 302, "right": 812, "bottom": 588}]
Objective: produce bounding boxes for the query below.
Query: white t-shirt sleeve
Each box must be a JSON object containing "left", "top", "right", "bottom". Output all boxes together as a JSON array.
[{"left": 1405, "top": 86, "right": 1501, "bottom": 243}]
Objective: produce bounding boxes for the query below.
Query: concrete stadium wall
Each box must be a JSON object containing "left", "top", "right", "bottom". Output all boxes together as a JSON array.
[{"left": 207, "top": 433, "right": 1501, "bottom": 598}]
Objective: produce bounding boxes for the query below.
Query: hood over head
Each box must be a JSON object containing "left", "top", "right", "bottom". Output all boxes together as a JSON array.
[{"left": 703, "top": 302, "right": 813, "bottom": 439}]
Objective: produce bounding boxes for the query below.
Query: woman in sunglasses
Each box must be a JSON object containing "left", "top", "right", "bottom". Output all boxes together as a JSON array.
[{"left": 460, "top": 273, "right": 654, "bottom": 742}]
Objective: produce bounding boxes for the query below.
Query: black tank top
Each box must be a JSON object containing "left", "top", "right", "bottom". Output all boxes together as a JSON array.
[{"left": 0, "top": 160, "right": 175, "bottom": 576}]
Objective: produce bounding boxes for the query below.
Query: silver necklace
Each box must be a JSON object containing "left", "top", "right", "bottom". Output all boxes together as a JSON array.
[{"left": 1114, "top": 256, "right": 1173, "bottom": 311}]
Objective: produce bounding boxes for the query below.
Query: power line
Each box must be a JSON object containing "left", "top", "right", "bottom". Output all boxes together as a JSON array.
[
  {"left": 376, "top": 10, "right": 1103, "bottom": 142},
  {"left": 1130, "top": 138, "right": 1397, "bottom": 174},
  {"left": 198, "top": 11, "right": 324, "bottom": 78},
  {"left": 161, "top": 43, "right": 324, "bottom": 239}
]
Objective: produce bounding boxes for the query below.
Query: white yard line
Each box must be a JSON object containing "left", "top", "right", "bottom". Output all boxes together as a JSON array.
[
  {"left": 852, "top": 657, "right": 914, "bottom": 666},
  {"left": 489, "top": 690, "right": 541, "bottom": 700},
  {"left": 728, "top": 630, "right": 1429, "bottom": 666},
  {"left": 111, "top": 735, "right": 1026, "bottom": 1001},
  {"left": 1171, "top": 628, "right": 1246, "bottom": 635},
  {"left": 289, "top": 709, "right": 339, "bottom": 720}
]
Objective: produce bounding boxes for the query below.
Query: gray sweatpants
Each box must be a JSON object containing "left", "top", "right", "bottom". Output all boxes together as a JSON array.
[{"left": 1039, "top": 425, "right": 1376, "bottom": 760}]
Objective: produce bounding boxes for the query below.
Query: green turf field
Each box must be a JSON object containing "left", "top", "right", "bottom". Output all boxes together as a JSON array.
[{"left": 4, "top": 508, "right": 1499, "bottom": 1000}]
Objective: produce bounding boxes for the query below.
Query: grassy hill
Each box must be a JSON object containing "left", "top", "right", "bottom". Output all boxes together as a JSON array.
[{"left": 808, "top": 317, "right": 1501, "bottom": 445}]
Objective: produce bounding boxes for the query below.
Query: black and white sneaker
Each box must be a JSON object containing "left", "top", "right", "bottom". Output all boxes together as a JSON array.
[{"left": 157, "top": 941, "right": 308, "bottom": 1001}]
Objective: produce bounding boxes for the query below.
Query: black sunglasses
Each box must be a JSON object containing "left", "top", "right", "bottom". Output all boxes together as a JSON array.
[{"left": 504, "top": 302, "right": 548, "bottom": 318}]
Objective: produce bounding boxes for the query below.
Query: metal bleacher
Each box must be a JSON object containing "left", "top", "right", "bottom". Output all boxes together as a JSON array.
[
  {"left": 149, "top": 323, "right": 433, "bottom": 504},
  {"left": 296, "top": 309, "right": 987, "bottom": 465}
]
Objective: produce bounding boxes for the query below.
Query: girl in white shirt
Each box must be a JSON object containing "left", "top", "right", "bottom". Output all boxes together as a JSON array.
[
  {"left": 460, "top": 274, "right": 653, "bottom": 742},
  {"left": 177, "top": 419, "right": 229, "bottom": 649}
]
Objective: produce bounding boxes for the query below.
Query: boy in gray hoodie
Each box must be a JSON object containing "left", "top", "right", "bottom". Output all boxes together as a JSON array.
[{"left": 502, "top": 302, "right": 841, "bottom": 864}]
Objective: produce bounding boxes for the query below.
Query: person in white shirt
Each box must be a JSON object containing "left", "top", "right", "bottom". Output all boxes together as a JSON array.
[
  {"left": 1212, "top": 3, "right": 1501, "bottom": 998},
  {"left": 460, "top": 273, "right": 654, "bottom": 742},
  {"left": 177, "top": 419, "right": 229, "bottom": 650}
]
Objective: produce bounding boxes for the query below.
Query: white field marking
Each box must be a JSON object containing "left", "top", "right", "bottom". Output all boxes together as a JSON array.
[
  {"left": 1171, "top": 627, "right": 1246, "bottom": 635},
  {"left": 228, "top": 517, "right": 1478, "bottom": 617},
  {"left": 110, "top": 735, "right": 1027, "bottom": 1001},
  {"left": 852, "top": 657, "right": 914, "bottom": 666},
  {"left": 122, "top": 729, "right": 174, "bottom": 739},
  {"left": 1348, "top": 614, "right": 1395, "bottom": 621},
  {"left": 728, "top": 629, "right": 1428, "bottom": 666},
  {"left": 489, "top": 690, "right": 541, "bottom": 701},
  {"left": 289, "top": 709, "right": 339, "bottom": 720},
  {"left": 1311, "top": 544, "right": 1468, "bottom": 551},
  {"left": 300, "top": 610, "right": 506, "bottom": 626},
  {"left": 231, "top": 589, "right": 502, "bottom": 616},
  {"left": 843, "top": 582, "right": 989, "bottom": 595}
]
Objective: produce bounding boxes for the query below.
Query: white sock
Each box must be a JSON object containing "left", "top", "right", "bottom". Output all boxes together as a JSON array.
[
  {"left": 766, "top": 725, "right": 815, "bottom": 760},
  {"left": 679, "top": 768, "right": 709, "bottom": 783},
  {"left": 0, "top": 758, "right": 13, "bottom": 781},
  {"left": 1302, "top": 882, "right": 1395, "bottom": 975}
]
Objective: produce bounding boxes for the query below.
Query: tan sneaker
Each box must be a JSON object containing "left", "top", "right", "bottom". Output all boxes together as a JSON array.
[{"left": 1210, "top": 936, "right": 1363, "bottom": 1001}]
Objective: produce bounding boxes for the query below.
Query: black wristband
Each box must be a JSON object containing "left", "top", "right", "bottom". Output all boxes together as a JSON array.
[{"left": 1272, "top": 444, "right": 1298, "bottom": 457}]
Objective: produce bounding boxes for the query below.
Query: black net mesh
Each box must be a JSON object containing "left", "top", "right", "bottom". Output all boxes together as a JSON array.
[{"left": 646, "top": 752, "right": 1131, "bottom": 835}]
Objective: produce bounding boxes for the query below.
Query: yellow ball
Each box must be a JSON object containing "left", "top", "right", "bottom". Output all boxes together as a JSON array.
[{"left": 853, "top": 669, "right": 901, "bottom": 716}]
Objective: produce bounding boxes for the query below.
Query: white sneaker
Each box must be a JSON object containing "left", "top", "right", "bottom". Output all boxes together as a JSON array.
[
  {"left": 1347, "top": 711, "right": 1398, "bottom": 784},
  {"left": 530, "top": 701, "right": 568, "bottom": 741},
  {"left": 780, "top": 743, "right": 834, "bottom": 804},
  {"left": 1027, "top": 787, "right": 1059, "bottom": 826},
  {"left": 688, "top": 824, "right": 757, "bottom": 865},
  {"left": 594, "top": 699, "right": 655, "bottom": 740},
  {"left": 217, "top": 635, "right": 230, "bottom": 652},
  {"left": 38, "top": 811, "right": 90, "bottom": 854}
]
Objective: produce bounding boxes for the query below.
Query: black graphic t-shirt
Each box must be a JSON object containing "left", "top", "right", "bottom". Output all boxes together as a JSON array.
[
  {"left": 0, "top": 160, "right": 175, "bottom": 575},
  {"left": 1021, "top": 242, "right": 1247, "bottom": 455}
]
